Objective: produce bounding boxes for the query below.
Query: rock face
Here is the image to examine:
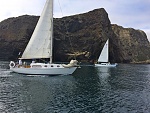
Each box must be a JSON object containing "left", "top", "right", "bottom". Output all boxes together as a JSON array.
[
  {"left": 0, "top": 8, "right": 150, "bottom": 63},
  {"left": 112, "top": 24, "right": 150, "bottom": 63},
  {"left": 0, "top": 15, "right": 39, "bottom": 60},
  {"left": 53, "top": 8, "right": 118, "bottom": 63}
]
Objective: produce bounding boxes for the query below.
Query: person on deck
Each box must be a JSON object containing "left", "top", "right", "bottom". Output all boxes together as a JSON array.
[{"left": 19, "top": 59, "right": 22, "bottom": 65}]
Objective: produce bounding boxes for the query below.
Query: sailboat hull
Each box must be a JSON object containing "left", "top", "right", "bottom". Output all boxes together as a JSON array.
[
  {"left": 95, "top": 63, "right": 117, "bottom": 67},
  {"left": 10, "top": 63, "right": 77, "bottom": 75},
  {"left": 10, "top": 67, "right": 77, "bottom": 75}
]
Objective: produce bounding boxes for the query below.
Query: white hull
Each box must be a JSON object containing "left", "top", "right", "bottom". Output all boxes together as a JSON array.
[
  {"left": 10, "top": 63, "right": 77, "bottom": 75},
  {"left": 95, "top": 63, "right": 117, "bottom": 67}
]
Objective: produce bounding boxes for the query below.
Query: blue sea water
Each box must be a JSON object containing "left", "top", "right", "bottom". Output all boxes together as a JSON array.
[{"left": 0, "top": 61, "right": 150, "bottom": 113}]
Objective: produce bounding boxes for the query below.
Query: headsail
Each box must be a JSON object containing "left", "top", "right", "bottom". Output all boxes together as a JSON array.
[
  {"left": 21, "top": 0, "right": 53, "bottom": 60},
  {"left": 98, "top": 39, "right": 109, "bottom": 62}
]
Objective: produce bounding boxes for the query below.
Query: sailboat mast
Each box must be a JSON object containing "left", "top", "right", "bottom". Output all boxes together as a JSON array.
[
  {"left": 107, "top": 39, "right": 109, "bottom": 63},
  {"left": 50, "top": 0, "right": 53, "bottom": 64}
]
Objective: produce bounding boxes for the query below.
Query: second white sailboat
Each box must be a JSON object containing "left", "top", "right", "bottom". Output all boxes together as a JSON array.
[{"left": 95, "top": 39, "right": 117, "bottom": 67}]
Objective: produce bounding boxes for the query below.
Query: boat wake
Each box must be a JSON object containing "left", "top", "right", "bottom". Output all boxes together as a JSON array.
[{"left": 0, "top": 69, "right": 12, "bottom": 77}]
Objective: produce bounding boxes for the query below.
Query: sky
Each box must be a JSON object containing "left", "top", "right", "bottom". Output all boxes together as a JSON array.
[{"left": 0, "top": 0, "right": 150, "bottom": 42}]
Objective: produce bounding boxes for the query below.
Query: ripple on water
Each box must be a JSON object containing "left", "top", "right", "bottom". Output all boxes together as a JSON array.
[{"left": 0, "top": 63, "right": 150, "bottom": 112}]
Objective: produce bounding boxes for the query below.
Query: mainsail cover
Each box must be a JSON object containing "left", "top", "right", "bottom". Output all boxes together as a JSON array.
[
  {"left": 98, "top": 39, "right": 109, "bottom": 62},
  {"left": 21, "top": 0, "right": 53, "bottom": 59}
]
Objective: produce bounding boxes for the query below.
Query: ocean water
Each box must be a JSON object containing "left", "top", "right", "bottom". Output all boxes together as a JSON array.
[{"left": 0, "top": 61, "right": 150, "bottom": 113}]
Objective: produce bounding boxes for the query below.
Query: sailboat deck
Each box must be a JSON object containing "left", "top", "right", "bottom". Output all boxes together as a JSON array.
[{"left": 18, "top": 65, "right": 31, "bottom": 68}]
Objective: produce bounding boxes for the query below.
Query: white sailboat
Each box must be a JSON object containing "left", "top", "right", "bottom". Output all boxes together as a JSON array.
[
  {"left": 9, "top": 0, "right": 78, "bottom": 75},
  {"left": 95, "top": 39, "right": 117, "bottom": 67}
]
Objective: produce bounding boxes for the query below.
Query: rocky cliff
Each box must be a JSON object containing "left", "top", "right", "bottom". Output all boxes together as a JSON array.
[
  {"left": 0, "top": 15, "right": 39, "bottom": 60},
  {"left": 112, "top": 24, "right": 150, "bottom": 63},
  {"left": 0, "top": 8, "right": 150, "bottom": 63}
]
